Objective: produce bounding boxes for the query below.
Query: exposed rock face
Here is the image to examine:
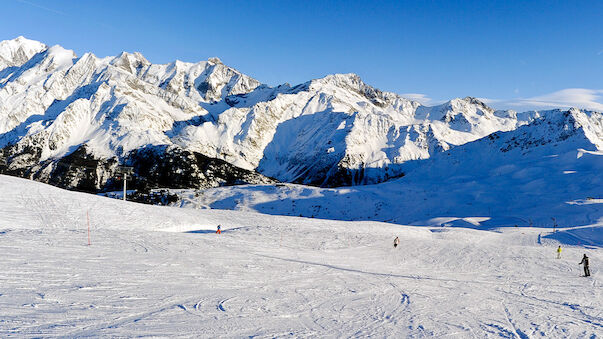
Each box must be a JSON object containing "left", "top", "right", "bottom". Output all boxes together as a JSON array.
[
  {"left": 0, "top": 143, "right": 274, "bottom": 193},
  {"left": 125, "top": 145, "right": 275, "bottom": 191},
  {"left": 0, "top": 37, "right": 601, "bottom": 192}
]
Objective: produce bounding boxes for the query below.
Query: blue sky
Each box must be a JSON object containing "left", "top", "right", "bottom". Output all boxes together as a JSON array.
[{"left": 3, "top": 0, "right": 602, "bottom": 111}]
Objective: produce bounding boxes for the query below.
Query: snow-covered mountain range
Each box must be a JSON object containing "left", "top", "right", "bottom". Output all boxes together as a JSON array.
[
  {"left": 1, "top": 37, "right": 601, "bottom": 338},
  {"left": 0, "top": 36, "right": 602, "bottom": 193},
  {"left": 177, "top": 108, "right": 602, "bottom": 228}
]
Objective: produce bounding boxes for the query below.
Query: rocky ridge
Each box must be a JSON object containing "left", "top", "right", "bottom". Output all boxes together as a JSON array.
[{"left": 0, "top": 37, "right": 601, "bottom": 193}]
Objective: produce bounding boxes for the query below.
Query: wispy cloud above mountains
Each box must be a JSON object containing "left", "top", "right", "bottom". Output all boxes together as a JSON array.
[
  {"left": 399, "top": 93, "right": 434, "bottom": 106},
  {"left": 484, "top": 88, "right": 603, "bottom": 112},
  {"left": 401, "top": 88, "right": 603, "bottom": 112}
]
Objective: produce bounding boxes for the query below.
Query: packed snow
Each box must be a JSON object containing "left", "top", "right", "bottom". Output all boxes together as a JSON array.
[{"left": 0, "top": 174, "right": 601, "bottom": 337}]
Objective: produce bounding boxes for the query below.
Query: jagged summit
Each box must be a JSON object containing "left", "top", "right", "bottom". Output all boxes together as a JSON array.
[
  {"left": 0, "top": 36, "right": 47, "bottom": 52},
  {"left": 462, "top": 96, "right": 489, "bottom": 106},
  {"left": 0, "top": 36, "right": 47, "bottom": 68},
  {"left": 110, "top": 51, "right": 151, "bottom": 74},
  {"left": 0, "top": 37, "right": 601, "bottom": 192},
  {"left": 207, "top": 57, "right": 222, "bottom": 65}
]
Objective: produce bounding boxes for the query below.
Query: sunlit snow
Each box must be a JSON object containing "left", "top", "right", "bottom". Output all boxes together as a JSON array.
[{"left": 0, "top": 175, "right": 601, "bottom": 337}]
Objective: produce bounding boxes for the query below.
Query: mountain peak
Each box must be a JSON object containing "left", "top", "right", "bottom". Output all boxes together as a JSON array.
[
  {"left": 207, "top": 57, "right": 223, "bottom": 65},
  {"left": 313, "top": 73, "right": 362, "bottom": 85},
  {"left": 111, "top": 51, "right": 151, "bottom": 74},
  {"left": 462, "top": 96, "right": 487, "bottom": 106},
  {"left": 444, "top": 96, "right": 495, "bottom": 114},
  {"left": 114, "top": 51, "right": 149, "bottom": 63},
  {"left": 2, "top": 36, "right": 44, "bottom": 47},
  {"left": 12, "top": 36, "right": 28, "bottom": 43},
  {"left": 0, "top": 36, "right": 47, "bottom": 68}
]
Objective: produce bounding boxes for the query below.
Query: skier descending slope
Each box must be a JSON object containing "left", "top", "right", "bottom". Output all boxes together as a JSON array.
[
  {"left": 557, "top": 246, "right": 562, "bottom": 259},
  {"left": 579, "top": 254, "right": 590, "bottom": 277},
  {"left": 216, "top": 225, "right": 222, "bottom": 234},
  {"left": 393, "top": 236, "right": 400, "bottom": 248}
]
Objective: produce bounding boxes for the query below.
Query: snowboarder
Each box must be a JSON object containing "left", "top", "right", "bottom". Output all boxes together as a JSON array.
[
  {"left": 216, "top": 225, "right": 221, "bottom": 235},
  {"left": 393, "top": 236, "right": 400, "bottom": 248},
  {"left": 556, "top": 246, "right": 562, "bottom": 259},
  {"left": 579, "top": 254, "right": 590, "bottom": 277}
]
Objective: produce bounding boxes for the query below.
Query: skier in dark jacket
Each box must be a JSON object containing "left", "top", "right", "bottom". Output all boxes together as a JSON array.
[
  {"left": 393, "top": 236, "right": 400, "bottom": 248},
  {"left": 579, "top": 254, "right": 590, "bottom": 277}
]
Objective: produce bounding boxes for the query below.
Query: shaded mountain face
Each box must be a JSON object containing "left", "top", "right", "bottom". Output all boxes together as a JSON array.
[
  {"left": 0, "top": 142, "right": 275, "bottom": 193},
  {"left": 172, "top": 109, "right": 603, "bottom": 228},
  {"left": 0, "top": 37, "right": 601, "bottom": 192}
]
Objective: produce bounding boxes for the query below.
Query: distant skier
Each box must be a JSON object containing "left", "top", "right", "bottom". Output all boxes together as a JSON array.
[
  {"left": 579, "top": 254, "right": 590, "bottom": 277},
  {"left": 393, "top": 236, "right": 400, "bottom": 248},
  {"left": 216, "top": 225, "right": 222, "bottom": 235},
  {"left": 556, "top": 246, "right": 562, "bottom": 259}
]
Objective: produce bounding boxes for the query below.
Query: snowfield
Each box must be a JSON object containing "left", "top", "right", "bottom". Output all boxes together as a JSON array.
[{"left": 0, "top": 174, "right": 601, "bottom": 337}]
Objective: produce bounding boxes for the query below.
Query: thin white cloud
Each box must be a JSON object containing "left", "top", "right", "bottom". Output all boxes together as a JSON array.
[
  {"left": 16, "top": 0, "right": 66, "bottom": 16},
  {"left": 484, "top": 88, "right": 603, "bottom": 112},
  {"left": 401, "top": 89, "right": 602, "bottom": 112},
  {"left": 400, "top": 93, "right": 433, "bottom": 105},
  {"left": 517, "top": 88, "right": 603, "bottom": 111}
]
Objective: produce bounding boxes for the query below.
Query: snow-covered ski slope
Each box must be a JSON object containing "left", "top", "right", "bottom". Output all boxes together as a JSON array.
[{"left": 1, "top": 174, "right": 601, "bottom": 337}]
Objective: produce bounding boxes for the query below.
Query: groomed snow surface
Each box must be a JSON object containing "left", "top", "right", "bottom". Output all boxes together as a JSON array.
[{"left": 0, "top": 174, "right": 601, "bottom": 337}]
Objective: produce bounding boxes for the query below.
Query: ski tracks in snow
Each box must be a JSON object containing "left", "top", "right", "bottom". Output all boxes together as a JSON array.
[{"left": 0, "top": 178, "right": 601, "bottom": 337}]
